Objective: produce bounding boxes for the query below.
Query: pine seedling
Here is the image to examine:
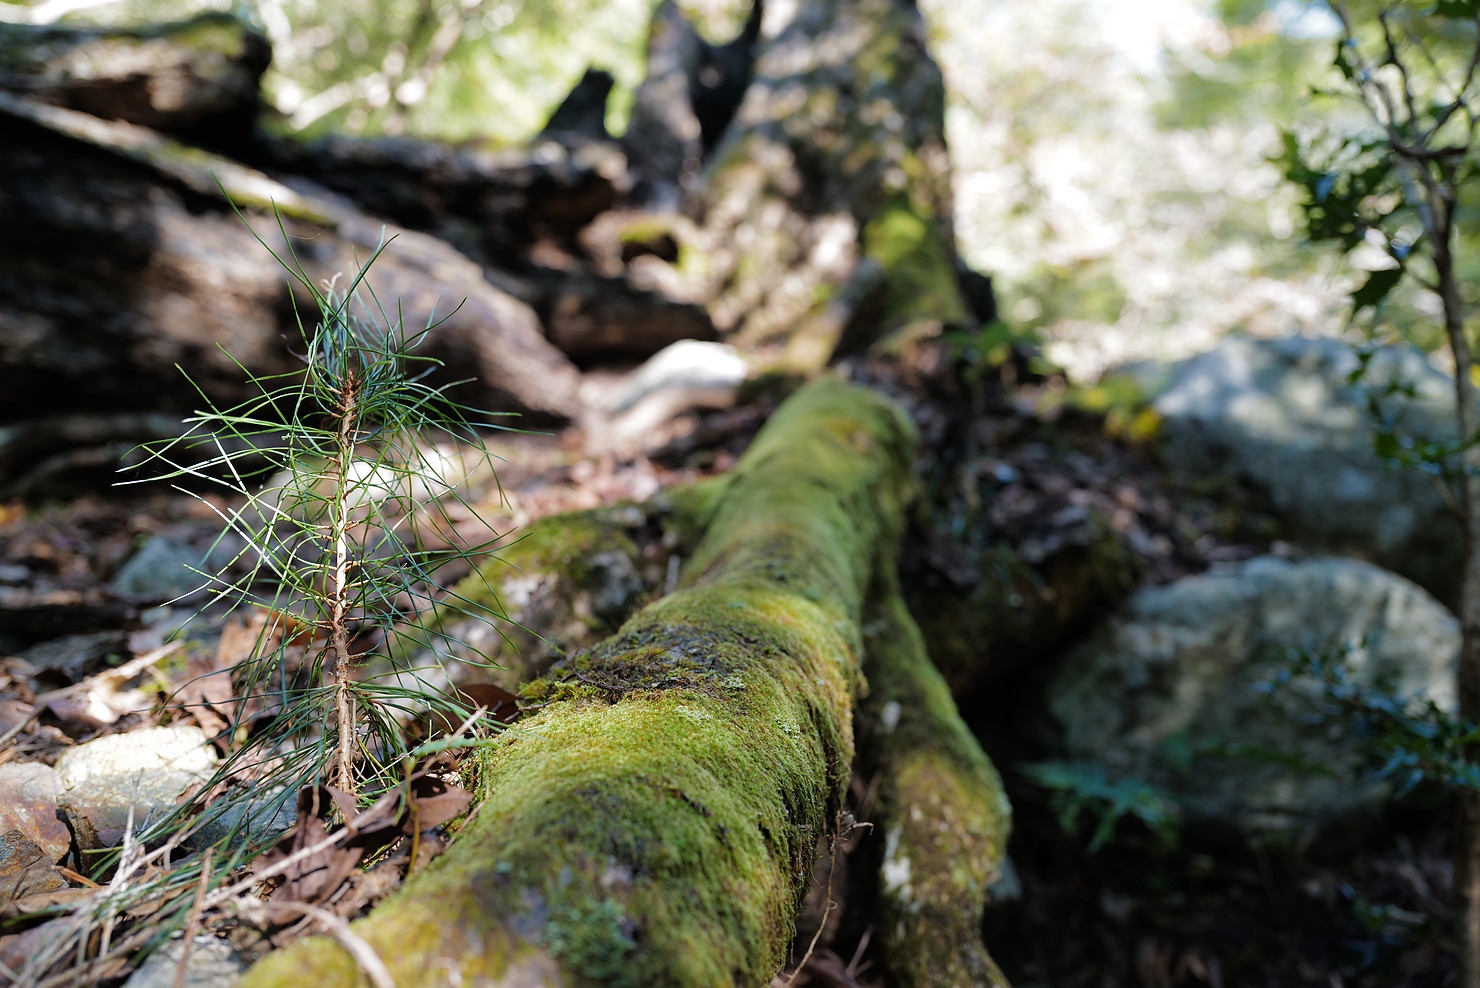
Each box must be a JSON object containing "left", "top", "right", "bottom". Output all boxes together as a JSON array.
[
  {"left": 3, "top": 208, "right": 523, "bottom": 988},
  {"left": 125, "top": 207, "right": 516, "bottom": 807}
]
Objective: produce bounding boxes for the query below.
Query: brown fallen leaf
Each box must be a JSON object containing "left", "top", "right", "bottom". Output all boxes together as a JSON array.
[
  {"left": 33, "top": 641, "right": 180, "bottom": 729},
  {"left": 0, "top": 886, "right": 95, "bottom": 921},
  {"left": 258, "top": 788, "right": 366, "bottom": 906},
  {"left": 407, "top": 772, "right": 472, "bottom": 835},
  {"left": 457, "top": 682, "right": 520, "bottom": 724},
  {"left": 426, "top": 682, "right": 522, "bottom": 738}
]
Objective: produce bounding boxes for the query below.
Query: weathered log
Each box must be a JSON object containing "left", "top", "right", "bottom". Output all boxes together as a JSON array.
[
  {"left": 0, "top": 95, "right": 583, "bottom": 424},
  {"left": 380, "top": 493, "right": 707, "bottom": 692},
  {"left": 859, "top": 566, "right": 1013, "bottom": 987},
  {"left": 0, "top": 12, "right": 268, "bottom": 144},
  {"left": 249, "top": 133, "right": 630, "bottom": 271},
  {"left": 690, "top": 0, "right": 971, "bottom": 365},
  {"left": 622, "top": 1, "right": 706, "bottom": 209},
  {"left": 536, "top": 272, "right": 718, "bottom": 362},
  {"left": 622, "top": 0, "right": 763, "bottom": 208},
  {"left": 240, "top": 377, "right": 917, "bottom": 986}
]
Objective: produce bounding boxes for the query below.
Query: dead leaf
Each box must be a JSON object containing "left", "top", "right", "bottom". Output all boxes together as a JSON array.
[
  {"left": 0, "top": 887, "right": 94, "bottom": 921},
  {"left": 458, "top": 682, "right": 520, "bottom": 724},
  {"left": 259, "top": 789, "right": 364, "bottom": 905},
  {"left": 407, "top": 778, "right": 471, "bottom": 834},
  {"left": 33, "top": 641, "right": 181, "bottom": 728},
  {"left": 428, "top": 681, "right": 521, "bottom": 736}
]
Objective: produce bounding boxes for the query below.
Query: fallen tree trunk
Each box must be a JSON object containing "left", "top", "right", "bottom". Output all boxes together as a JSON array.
[
  {"left": 241, "top": 377, "right": 916, "bottom": 986},
  {"left": 0, "top": 12, "right": 269, "bottom": 144},
  {"left": 0, "top": 93, "right": 584, "bottom": 424},
  {"left": 858, "top": 566, "right": 1013, "bottom": 987}
]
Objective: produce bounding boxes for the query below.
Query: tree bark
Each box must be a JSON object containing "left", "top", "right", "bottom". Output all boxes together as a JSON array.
[
  {"left": 0, "top": 12, "right": 269, "bottom": 145},
  {"left": 240, "top": 376, "right": 916, "bottom": 987},
  {"left": 691, "top": 0, "right": 971, "bottom": 365},
  {"left": 0, "top": 93, "right": 584, "bottom": 424},
  {"left": 858, "top": 567, "right": 1013, "bottom": 987}
]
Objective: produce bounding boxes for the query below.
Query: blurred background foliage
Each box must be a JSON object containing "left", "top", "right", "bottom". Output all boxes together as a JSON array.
[
  {"left": 5, "top": 0, "right": 1477, "bottom": 380},
  {"left": 5, "top": 0, "right": 751, "bottom": 144}
]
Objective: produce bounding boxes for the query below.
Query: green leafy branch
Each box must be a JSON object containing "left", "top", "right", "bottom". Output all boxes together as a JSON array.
[{"left": 1262, "top": 644, "right": 1480, "bottom": 795}]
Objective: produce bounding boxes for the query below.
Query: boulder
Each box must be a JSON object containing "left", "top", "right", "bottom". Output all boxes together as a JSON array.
[
  {"left": 111, "top": 536, "right": 203, "bottom": 602},
  {"left": 1148, "top": 335, "right": 1459, "bottom": 605},
  {"left": 53, "top": 725, "right": 217, "bottom": 842},
  {"left": 1046, "top": 555, "right": 1459, "bottom": 839}
]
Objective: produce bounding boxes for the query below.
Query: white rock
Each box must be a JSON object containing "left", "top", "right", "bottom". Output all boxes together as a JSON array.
[
  {"left": 593, "top": 341, "right": 749, "bottom": 443},
  {"left": 54, "top": 726, "right": 217, "bottom": 838},
  {"left": 124, "top": 935, "right": 244, "bottom": 988},
  {"left": 1046, "top": 556, "right": 1459, "bottom": 838},
  {"left": 1147, "top": 335, "right": 1460, "bottom": 603}
]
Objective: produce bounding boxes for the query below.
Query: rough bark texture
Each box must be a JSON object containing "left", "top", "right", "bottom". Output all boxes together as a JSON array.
[
  {"left": 859, "top": 570, "right": 1012, "bottom": 987},
  {"left": 623, "top": 0, "right": 706, "bottom": 209},
  {"left": 379, "top": 488, "right": 725, "bottom": 692},
  {"left": 249, "top": 133, "right": 630, "bottom": 273},
  {"left": 0, "top": 12, "right": 269, "bottom": 144},
  {"left": 692, "top": 0, "right": 969, "bottom": 363},
  {"left": 239, "top": 377, "right": 917, "bottom": 987},
  {"left": 0, "top": 94, "right": 583, "bottom": 424}
]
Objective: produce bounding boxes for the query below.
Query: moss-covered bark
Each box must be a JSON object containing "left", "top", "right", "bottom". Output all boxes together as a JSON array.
[
  {"left": 378, "top": 479, "right": 737, "bottom": 694},
  {"left": 696, "top": 0, "right": 968, "bottom": 355},
  {"left": 859, "top": 566, "right": 1013, "bottom": 987},
  {"left": 381, "top": 506, "right": 664, "bottom": 694},
  {"left": 239, "top": 377, "right": 916, "bottom": 988}
]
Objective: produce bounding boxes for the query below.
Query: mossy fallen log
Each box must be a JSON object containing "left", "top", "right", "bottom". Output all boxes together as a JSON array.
[
  {"left": 240, "top": 377, "right": 917, "bottom": 986},
  {"left": 380, "top": 484, "right": 731, "bottom": 692},
  {"left": 0, "top": 94, "right": 584, "bottom": 424},
  {"left": 859, "top": 567, "right": 1013, "bottom": 987}
]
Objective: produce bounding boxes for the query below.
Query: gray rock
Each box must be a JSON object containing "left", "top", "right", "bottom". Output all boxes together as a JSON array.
[
  {"left": 1150, "top": 335, "right": 1460, "bottom": 604},
  {"left": 111, "top": 536, "right": 204, "bottom": 602},
  {"left": 0, "top": 762, "right": 70, "bottom": 862},
  {"left": 54, "top": 726, "right": 217, "bottom": 841},
  {"left": 187, "top": 786, "right": 297, "bottom": 851},
  {"left": 1046, "top": 556, "right": 1458, "bottom": 839},
  {"left": 124, "top": 935, "right": 244, "bottom": 988}
]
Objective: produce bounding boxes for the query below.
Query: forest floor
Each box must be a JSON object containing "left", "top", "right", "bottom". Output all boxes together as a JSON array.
[{"left": 0, "top": 351, "right": 1461, "bottom": 987}]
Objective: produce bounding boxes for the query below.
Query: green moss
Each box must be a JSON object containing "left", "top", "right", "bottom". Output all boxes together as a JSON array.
[
  {"left": 860, "top": 195, "right": 968, "bottom": 349},
  {"left": 654, "top": 476, "right": 734, "bottom": 556},
  {"left": 547, "top": 898, "right": 638, "bottom": 984},
  {"left": 382, "top": 505, "right": 654, "bottom": 691},
  {"left": 239, "top": 378, "right": 918, "bottom": 988},
  {"left": 859, "top": 576, "right": 1012, "bottom": 988}
]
